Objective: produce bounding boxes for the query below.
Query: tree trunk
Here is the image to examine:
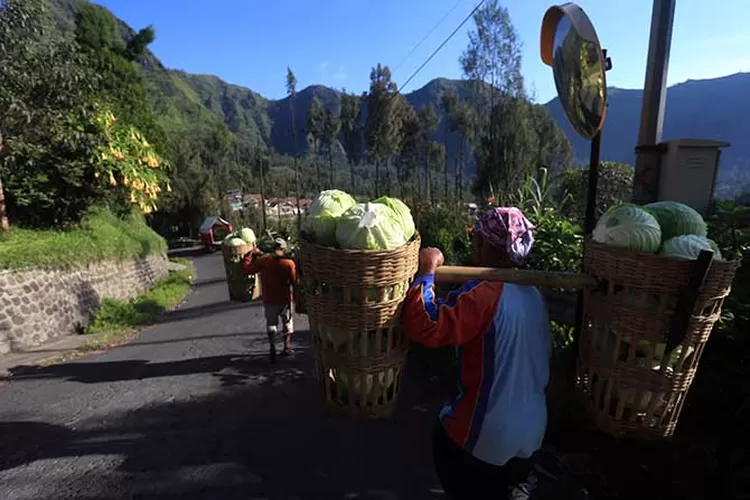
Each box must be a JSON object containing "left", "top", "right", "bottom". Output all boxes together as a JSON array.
[
  {"left": 0, "top": 173, "right": 9, "bottom": 233},
  {"left": 328, "top": 146, "right": 335, "bottom": 187},
  {"left": 374, "top": 159, "right": 380, "bottom": 198},
  {"left": 0, "top": 134, "right": 7, "bottom": 232},
  {"left": 258, "top": 154, "right": 267, "bottom": 232},
  {"left": 313, "top": 143, "right": 321, "bottom": 193},
  {"left": 349, "top": 159, "right": 355, "bottom": 196},
  {"left": 444, "top": 129, "right": 450, "bottom": 201},
  {"left": 290, "top": 106, "right": 301, "bottom": 230}
]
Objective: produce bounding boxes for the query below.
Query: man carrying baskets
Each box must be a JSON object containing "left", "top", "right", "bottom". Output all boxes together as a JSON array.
[
  {"left": 402, "top": 207, "right": 552, "bottom": 499},
  {"left": 243, "top": 238, "right": 297, "bottom": 363}
]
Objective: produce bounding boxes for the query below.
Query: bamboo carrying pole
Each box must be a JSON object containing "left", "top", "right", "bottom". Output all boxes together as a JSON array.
[{"left": 434, "top": 266, "right": 596, "bottom": 290}]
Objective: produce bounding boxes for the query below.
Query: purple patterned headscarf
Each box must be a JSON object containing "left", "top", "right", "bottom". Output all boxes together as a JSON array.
[{"left": 474, "top": 207, "right": 535, "bottom": 264}]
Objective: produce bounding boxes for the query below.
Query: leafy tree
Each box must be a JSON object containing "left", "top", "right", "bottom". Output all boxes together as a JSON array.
[
  {"left": 454, "top": 103, "right": 477, "bottom": 201},
  {"left": 306, "top": 96, "right": 324, "bottom": 191},
  {"left": 286, "top": 67, "right": 301, "bottom": 228},
  {"left": 417, "top": 105, "right": 440, "bottom": 200},
  {"left": 427, "top": 142, "right": 446, "bottom": 202},
  {"left": 397, "top": 103, "right": 421, "bottom": 199},
  {"left": 530, "top": 105, "right": 573, "bottom": 173},
  {"left": 322, "top": 106, "right": 341, "bottom": 187},
  {"left": 440, "top": 90, "right": 459, "bottom": 201},
  {"left": 339, "top": 91, "right": 363, "bottom": 194},
  {"left": 555, "top": 161, "right": 634, "bottom": 222},
  {"left": 460, "top": 0, "right": 530, "bottom": 199},
  {"left": 365, "top": 64, "right": 403, "bottom": 197},
  {"left": 74, "top": 3, "right": 166, "bottom": 154},
  {"left": 0, "top": 0, "right": 106, "bottom": 226}
]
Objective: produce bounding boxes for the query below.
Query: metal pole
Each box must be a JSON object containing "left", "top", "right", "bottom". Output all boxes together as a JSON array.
[
  {"left": 584, "top": 131, "right": 602, "bottom": 236},
  {"left": 632, "top": 0, "right": 677, "bottom": 204}
]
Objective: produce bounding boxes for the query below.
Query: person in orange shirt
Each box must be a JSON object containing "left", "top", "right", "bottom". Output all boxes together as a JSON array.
[{"left": 243, "top": 238, "right": 297, "bottom": 363}]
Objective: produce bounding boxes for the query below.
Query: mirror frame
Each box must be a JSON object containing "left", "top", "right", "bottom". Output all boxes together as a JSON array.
[{"left": 540, "top": 3, "right": 607, "bottom": 139}]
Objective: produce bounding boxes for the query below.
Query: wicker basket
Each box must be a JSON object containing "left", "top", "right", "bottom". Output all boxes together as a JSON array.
[
  {"left": 298, "top": 235, "right": 420, "bottom": 420},
  {"left": 222, "top": 243, "right": 258, "bottom": 302},
  {"left": 575, "top": 240, "right": 741, "bottom": 439},
  {"left": 293, "top": 257, "right": 307, "bottom": 315}
]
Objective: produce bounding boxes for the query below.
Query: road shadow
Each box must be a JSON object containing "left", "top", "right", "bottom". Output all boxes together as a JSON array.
[
  {"left": 148, "top": 299, "right": 263, "bottom": 325},
  {"left": 167, "top": 247, "right": 210, "bottom": 259},
  {"left": 0, "top": 350, "right": 448, "bottom": 500},
  {"left": 6, "top": 338, "right": 305, "bottom": 384},
  {"left": 191, "top": 276, "right": 229, "bottom": 288}
]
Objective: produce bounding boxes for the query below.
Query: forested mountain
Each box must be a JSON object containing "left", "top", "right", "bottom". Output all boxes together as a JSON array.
[{"left": 49, "top": 0, "right": 748, "bottom": 195}]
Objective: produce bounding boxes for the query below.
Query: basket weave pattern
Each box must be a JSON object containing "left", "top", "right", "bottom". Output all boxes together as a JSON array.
[
  {"left": 222, "top": 243, "right": 256, "bottom": 302},
  {"left": 576, "top": 241, "right": 741, "bottom": 439},
  {"left": 298, "top": 236, "right": 420, "bottom": 420}
]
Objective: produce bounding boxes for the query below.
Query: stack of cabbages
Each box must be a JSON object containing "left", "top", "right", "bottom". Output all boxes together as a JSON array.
[
  {"left": 302, "top": 190, "right": 415, "bottom": 402},
  {"left": 592, "top": 201, "right": 718, "bottom": 419},
  {"left": 592, "top": 200, "right": 722, "bottom": 261},
  {"left": 222, "top": 227, "right": 257, "bottom": 248},
  {"left": 302, "top": 189, "right": 416, "bottom": 250}
]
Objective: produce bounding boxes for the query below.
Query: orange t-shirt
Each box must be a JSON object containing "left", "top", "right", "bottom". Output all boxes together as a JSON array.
[{"left": 243, "top": 254, "right": 296, "bottom": 305}]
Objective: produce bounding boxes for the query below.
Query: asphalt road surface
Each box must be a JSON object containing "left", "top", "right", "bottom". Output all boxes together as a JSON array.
[{"left": 0, "top": 251, "right": 449, "bottom": 500}]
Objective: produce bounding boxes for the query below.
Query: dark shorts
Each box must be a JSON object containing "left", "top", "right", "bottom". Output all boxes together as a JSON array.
[
  {"left": 432, "top": 422, "right": 534, "bottom": 500},
  {"left": 263, "top": 303, "right": 293, "bottom": 331}
]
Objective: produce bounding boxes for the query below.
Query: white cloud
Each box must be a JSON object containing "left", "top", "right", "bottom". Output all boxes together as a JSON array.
[{"left": 319, "top": 61, "right": 348, "bottom": 82}]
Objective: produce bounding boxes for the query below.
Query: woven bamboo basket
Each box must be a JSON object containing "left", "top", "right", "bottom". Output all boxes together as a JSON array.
[
  {"left": 575, "top": 240, "right": 741, "bottom": 439},
  {"left": 298, "top": 235, "right": 420, "bottom": 420},
  {"left": 293, "top": 257, "right": 307, "bottom": 315},
  {"left": 222, "top": 243, "right": 258, "bottom": 302}
]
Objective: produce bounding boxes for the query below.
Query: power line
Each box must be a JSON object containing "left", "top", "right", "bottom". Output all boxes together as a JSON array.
[
  {"left": 396, "top": 0, "right": 485, "bottom": 96},
  {"left": 392, "top": 0, "right": 466, "bottom": 75}
]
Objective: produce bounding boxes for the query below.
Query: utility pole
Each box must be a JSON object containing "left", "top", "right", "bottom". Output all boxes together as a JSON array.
[{"left": 632, "top": 0, "right": 677, "bottom": 205}]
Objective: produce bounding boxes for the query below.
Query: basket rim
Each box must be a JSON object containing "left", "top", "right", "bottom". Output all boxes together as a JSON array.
[
  {"left": 299, "top": 233, "right": 421, "bottom": 256},
  {"left": 585, "top": 239, "right": 744, "bottom": 266}
]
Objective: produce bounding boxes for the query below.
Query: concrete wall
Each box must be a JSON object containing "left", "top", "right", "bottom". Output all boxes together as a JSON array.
[{"left": 0, "top": 254, "right": 169, "bottom": 354}]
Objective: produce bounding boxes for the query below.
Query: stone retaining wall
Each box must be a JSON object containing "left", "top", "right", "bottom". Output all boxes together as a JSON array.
[{"left": 0, "top": 254, "right": 169, "bottom": 354}]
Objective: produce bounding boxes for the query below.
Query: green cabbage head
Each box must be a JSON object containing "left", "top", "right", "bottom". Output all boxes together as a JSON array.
[
  {"left": 224, "top": 237, "right": 247, "bottom": 247},
  {"left": 661, "top": 234, "right": 723, "bottom": 261},
  {"left": 303, "top": 189, "right": 357, "bottom": 246},
  {"left": 372, "top": 196, "right": 416, "bottom": 241},
  {"left": 238, "top": 227, "right": 257, "bottom": 245},
  {"left": 335, "top": 202, "right": 408, "bottom": 250},
  {"left": 644, "top": 201, "right": 707, "bottom": 240},
  {"left": 592, "top": 205, "right": 662, "bottom": 253}
]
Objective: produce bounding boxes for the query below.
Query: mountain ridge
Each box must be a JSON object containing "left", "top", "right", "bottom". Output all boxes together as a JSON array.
[{"left": 51, "top": 0, "right": 750, "bottom": 196}]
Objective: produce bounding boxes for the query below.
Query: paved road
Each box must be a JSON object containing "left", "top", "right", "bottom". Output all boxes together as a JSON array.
[{"left": 0, "top": 251, "right": 449, "bottom": 500}]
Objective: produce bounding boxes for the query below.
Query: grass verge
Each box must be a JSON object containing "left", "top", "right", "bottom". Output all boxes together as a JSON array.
[
  {"left": 0, "top": 207, "right": 168, "bottom": 270},
  {"left": 42, "top": 258, "right": 195, "bottom": 364}
]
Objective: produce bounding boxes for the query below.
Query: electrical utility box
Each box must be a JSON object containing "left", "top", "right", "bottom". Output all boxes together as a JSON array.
[{"left": 656, "top": 139, "right": 729, "bottom": 216}]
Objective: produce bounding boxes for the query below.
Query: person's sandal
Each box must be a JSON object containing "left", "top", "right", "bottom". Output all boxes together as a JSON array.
[{"left": 280, "top": 348, "right": 293, "bottom": 357}]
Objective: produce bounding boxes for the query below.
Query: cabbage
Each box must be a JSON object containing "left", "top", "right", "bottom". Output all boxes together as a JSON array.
[
  {"left": 660, "top": 235, "right": 723, "bottom": 261},
  {"left": 224, "top": 237, "right": 247, "bottom": 247},
  {"left": 238, "top": 227, "right": 257, "bottom": 245},
  {"left": 372, "top": 196, "right": 415, "bottom": 241},
  {"left": 644, "top": 201, "right": 707, "bottom": 240},
  {"left": 303, "top": 189, "right": 357, "bottom": 246},
  {"left": 223, "top": 232, "right": 237, "bottom": 243},
  {"left": 592, "top": 205, "right": 662, "bottom": 253},
  {"left": 336, "top": 202, "right": 407, "bottom": 250}
]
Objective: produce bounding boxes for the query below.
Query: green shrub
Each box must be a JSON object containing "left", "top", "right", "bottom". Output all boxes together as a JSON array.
[
  {"left": 414, "top": 203, "right": 473, "bottom": 266},
  {"left": 709, "top": 198, "right": 750, "bottom": 338},
  {"left": 0, "top": 206, "right": 167, "bottom": 270},
  {"left": 88, "top": 259, "right": 193, "bottom": 333}
]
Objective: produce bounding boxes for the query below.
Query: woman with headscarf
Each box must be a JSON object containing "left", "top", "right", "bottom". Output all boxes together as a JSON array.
[{"left": 402, "top": 207, "right": 552, "bottom": 500}]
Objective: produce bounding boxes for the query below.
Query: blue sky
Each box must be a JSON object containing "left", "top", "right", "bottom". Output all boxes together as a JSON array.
[{"left": 95, "top": 0, "right": 749, "bottom": 103}]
